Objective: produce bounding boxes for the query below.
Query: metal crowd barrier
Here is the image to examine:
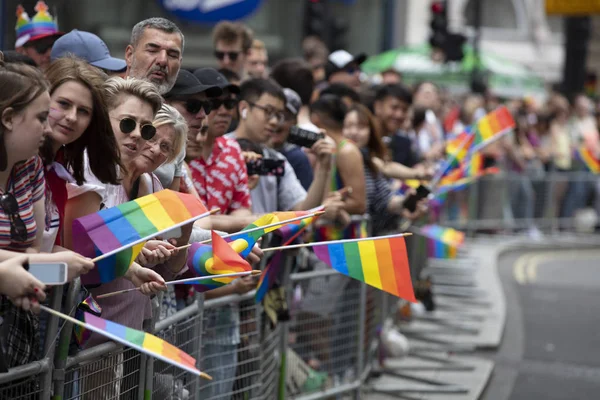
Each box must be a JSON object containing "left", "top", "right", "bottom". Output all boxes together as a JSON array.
[{"left": 0, "top": 207, "right": 498, "bottom": 399}]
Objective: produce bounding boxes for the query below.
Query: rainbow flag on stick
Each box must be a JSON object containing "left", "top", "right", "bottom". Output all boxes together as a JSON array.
[
  {"left": 187, "top": 231, "right": 252, "bottom": 292},
  {"left": 471, "top": 106, "right": 515, "bottom": 152},
  {"left": 575, "top": 146, "right": 600, "bottom": 174},
  {"left": 416, "top": 225, "right": 465, "bottom": 259},
  {"left": 255, "top": 210, "right": 322, "bottom": 303},
  {"left": 312, "top": 234, "right": 416, "bottom": 302},
  {"left": 72, "top": 190, "right": 209, "bottom": 285},
  {"left": 40, "top": 305, "right": 211, "bottom": 379},
  {"left": 226, "top": 211, "right": 317, "bottom": 258}
]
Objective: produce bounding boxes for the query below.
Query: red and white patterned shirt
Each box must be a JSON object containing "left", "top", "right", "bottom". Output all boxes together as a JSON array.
[{"left": 188, "top": 136, "right": 251, "bottom": 214}]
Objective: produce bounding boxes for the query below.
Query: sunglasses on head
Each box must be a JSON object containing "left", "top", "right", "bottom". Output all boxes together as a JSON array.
[
  {"left": 119, "top": 117, "right": 156, "bottom": 140},
  {"left": 183, "top": 99, "right": 213, "bottom": 115},
  {"left": 211, "top": 98, "right": 238, "bottom": 110},
  {"left": 214, "top": 51, "right": 240, "bottom": 61},
  {"left": 0, "top": 193, "right": 27, "bottom": 242}
]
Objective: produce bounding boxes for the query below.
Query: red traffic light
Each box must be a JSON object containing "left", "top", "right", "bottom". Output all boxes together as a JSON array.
[{"left": 431, "top": 1, "right": 445, "bottom": 14}]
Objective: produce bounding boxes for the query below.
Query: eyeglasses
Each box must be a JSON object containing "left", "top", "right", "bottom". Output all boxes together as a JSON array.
[
  {"left": 0, "top": 193, "right": 28, "bottom": 242},
  {"left": 248, "top": 102, "right": 285, "bottom": 124},
  {"left": 25, "top": 38, "right": 55, "bottom": 55},
  {"left": 118, "top": 117, "right": 156, "bottom": 140},
  {"left": 147, "top": 136, "right": 173, "bottom": 157},
  {"left": 344, "top": 65, "right": 359, "bottom": 74},
  {"left": 182, "top": 99, "right": 213, "bottom": 115},
  {"left": 214, "top": 51, "right": 240, "bottom": 61},
  {"left": 211, "top": 98, "right": 238, "bottom": 111}
]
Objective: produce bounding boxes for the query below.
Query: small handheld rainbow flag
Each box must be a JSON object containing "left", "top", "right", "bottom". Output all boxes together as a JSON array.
[
  {"left": 417, "top": 225, "right": 465, "bottom": 259},
  {"left": 187, "top": 231, "right": 252, "bottom": 292},
  {"left": 471, "top": 106, "right": 515, "bottom": 151},
  {"left": 255, "top": 211, "right": 322, "bottom": 303},
  {"left": 73, "top": 294, "right": 102, "bottom": 347},
  {"left": 72, "top": 190, "right": 209, "bottom": 285},
  {"left": 227, "top": 211, "right": 315, "bottom": 258},
  {"left": 445, "top": 129, "right": 474, "bottom": 169},
  {"left": 40, "top": 305, "right": 210, "bottom": 379},
  {"left": 312, "top": 234, "right": 416, "bottom": 302},
  {"left": 575, "top": 146, "right": 600, "bottom": 174}
]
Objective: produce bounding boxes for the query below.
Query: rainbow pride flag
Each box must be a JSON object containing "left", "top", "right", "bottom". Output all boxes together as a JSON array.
[
  {"left": 73, "top": 190, "right": 209, "bottom": 285},
  {"left": 472, "top": 106, "right": 515, "bottom": 150},
  {"left": 575, "top": 146, "right": 600, "bottom": 174},
  {"left": 73, "top": 294, "right": 102, "bottom": 347},
  {"left": 255, "top": 212, "right": 322, "bottom": 303},
  {"left": 418, "top": 225, "right": 465, "bottom": 259},
  {"left": 82, "top": 312, "right": 209, "bottom": 378},
  {"left": 227, "top": 211, "right": 314, "bottom": 258},
  {"left": 445, "top": 129, "right": 474, "bottom": 169},
  {"left": 187, "top": 231, "right": 252, "bottom": 292},
  {"left": 313, "top": 235, "right": 416, "bottom": 302}
]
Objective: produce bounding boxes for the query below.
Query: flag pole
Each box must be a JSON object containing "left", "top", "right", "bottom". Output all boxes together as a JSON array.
[{"left": 260, "top": 233, "right": 413, "bottom": 253}]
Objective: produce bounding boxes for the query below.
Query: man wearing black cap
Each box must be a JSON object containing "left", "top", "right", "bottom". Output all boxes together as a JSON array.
[
  {"left": 153, "top": 70, "right": 221, "bottom": 191},
  {"left": 325, "top": 49, "right": 366, "bottom": 91},
  {"left": 184, "top": 68, "right": 252, "bottom": 218}
]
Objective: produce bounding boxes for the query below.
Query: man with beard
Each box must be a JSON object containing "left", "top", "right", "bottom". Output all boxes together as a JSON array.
[{"left": 125, "top": 17, "right": 184, "bottom": 95}]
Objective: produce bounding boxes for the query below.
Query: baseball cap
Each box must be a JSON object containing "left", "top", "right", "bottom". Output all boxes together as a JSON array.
[
  {"left": 283, "top": 88, "right": 302, "bottom": 115},
  {"left": 51, "top": 30, "right": 127, "bottom": 72},
  {"left": 325, "top": 50, "right": 367, "bottom": 79},
  {"left": 193, "top": 68, "right": 240, "bottom": 94},
  {"left": 164, "top": 70, "right": 222, "bottom": 99}
]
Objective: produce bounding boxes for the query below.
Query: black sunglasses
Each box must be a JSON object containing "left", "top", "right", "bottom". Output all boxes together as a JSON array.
[
  {"left": 211, "top": 98, "right": 238, "bottom": 110},
  {"left": 214, "top": 51, "right": 240, "bottom": 61},
  {"left": 26, "top": 40, "right": 54, "bottom": 55},
  {"left": 183, "top": 99, "right": 213, "bottom": 115},
  {"left": 119, "top": 118, "right": 156, "bottom": 140},
  {"left": 0, "top": 193, "right": 28, "bottom": 242}
]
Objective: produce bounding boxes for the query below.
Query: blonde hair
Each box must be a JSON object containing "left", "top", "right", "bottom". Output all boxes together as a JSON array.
[
  {"left": 103, "top": 77, "right": 163, "bottom": 116},
  {"left": 153, "top": 104, "right": 188, "bottom": 164},
  {"left": 251, "top": 39, "right": 266, "bottom": 51}
]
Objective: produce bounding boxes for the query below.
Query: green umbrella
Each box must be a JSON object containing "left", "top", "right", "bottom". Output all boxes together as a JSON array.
[{"left": 362, "top": 44, "right": 546, "bottom": 99}]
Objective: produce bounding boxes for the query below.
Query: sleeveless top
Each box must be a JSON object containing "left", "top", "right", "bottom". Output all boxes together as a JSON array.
[{"left": 313, "top": 139, "right": 368, "bottom": 241}]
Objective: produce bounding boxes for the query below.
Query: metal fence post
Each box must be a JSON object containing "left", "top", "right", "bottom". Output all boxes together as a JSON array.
[
  {"left": 138, "top": 295, "right": 160, "bottom": 400},
  {"left": 278, "top": 253, "right": 294, "bottom": 400},
  {"left": 193, "top": 292, "right": 205, "bottom": 400},
  {"left": 52, "top": 278, "right": 81, "bottom": 399},
  {"left": 354, "top": 282, "right": 367, "bottom": 399},
  {"left": 40, "top": 285, "right": 63, "bottom": 399}
]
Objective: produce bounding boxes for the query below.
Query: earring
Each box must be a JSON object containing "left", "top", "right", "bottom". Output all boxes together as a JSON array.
[{"left": 241, "top": 109, "right": 248, "bottom": 119}]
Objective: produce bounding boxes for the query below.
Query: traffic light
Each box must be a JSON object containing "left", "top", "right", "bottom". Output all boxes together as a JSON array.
[
  {"left": 429, "top": 1, "right": 448, "bottom": 50},
  {"left": 303, "top": 0, "right": 330, "bottom": 42},
  {"left": 429, "top": 0, "right": 466, "bottom": 62}
]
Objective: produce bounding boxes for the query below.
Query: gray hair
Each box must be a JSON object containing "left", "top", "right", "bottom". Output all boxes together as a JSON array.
[
  {"left": 153, "top": 104, "right": 188, "bottom": 164},
  {"left": 130, "top": 17, "right": 185, "bottom": 53}
]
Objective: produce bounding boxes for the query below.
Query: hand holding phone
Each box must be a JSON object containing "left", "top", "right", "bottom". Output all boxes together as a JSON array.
[
  {"left": 402, "top": 184, "right": 432, "bottom": 213},
  {"left": 27, "top": 262, "right": 68, "bottom": 285}
]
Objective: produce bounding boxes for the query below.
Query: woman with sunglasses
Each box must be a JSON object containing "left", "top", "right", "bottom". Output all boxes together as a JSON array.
[{"left": 39, "top": 58, "right": 123, "bottom": 276}]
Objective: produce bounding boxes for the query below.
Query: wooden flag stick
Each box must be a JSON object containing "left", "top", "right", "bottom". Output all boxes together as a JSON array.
[
  {"left": 91, "top": 208, "right": 220, "bottom": 263},
  {"left": 40, "top": 305, "right": 212, "bottom": 380},
  {"left": 173, "top": 211, "right": 326, "bottom": 251},
  {"left": 260, "top": 233, "right": 413, "bottom": 253},
  {"left": 95, "top": 270, "right": 261, "bottom": 299}
]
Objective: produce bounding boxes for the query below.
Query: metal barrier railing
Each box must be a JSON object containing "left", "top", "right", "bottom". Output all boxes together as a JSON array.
[{"left": 2, "top": 176, "right": 594, "bottom": 399}]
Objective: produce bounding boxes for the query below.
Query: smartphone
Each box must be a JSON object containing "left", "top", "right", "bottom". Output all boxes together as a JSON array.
[
  {"left": 402, "top": 185, "right": 432, "bottom": 213},
  {"left": 28, "top": 262, "right": 68, "bottom": 285},
  {"left": 287, "top": 126, "right": 325, "bottom": 148},
  {"left": 246, "top": 159, "right": 285, "bottom": 177}
]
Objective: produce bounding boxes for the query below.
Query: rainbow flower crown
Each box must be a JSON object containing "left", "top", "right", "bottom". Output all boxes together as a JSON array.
[{"left": 15, "top": 1, "right": 61, "bottom": 48}]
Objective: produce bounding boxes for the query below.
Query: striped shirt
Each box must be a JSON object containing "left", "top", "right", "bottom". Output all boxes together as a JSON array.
[
  {"left": 0, "top": 156, "right": 45, "bottom": 368},
  {"left": 0, "top": 156, "right": 45, "bottom": 251}
]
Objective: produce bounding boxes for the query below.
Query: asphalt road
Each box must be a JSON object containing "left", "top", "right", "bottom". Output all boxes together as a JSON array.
[{"left": 481, "top": 249, "right": 600, "bottom": 400}]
